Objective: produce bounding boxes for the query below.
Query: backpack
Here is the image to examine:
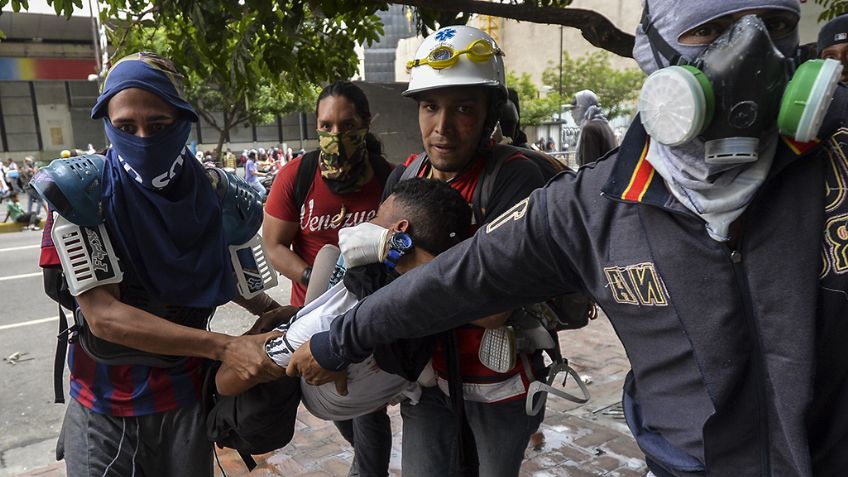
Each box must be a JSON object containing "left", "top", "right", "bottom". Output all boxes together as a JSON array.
[
  {"left": 202, "top": 363, "right": 302, "bottom": 471},
  {"left": 293, "top": 150, "right": 394, "bottom": 212}
]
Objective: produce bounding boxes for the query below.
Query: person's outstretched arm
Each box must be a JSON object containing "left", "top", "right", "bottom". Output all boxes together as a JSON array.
[
  {"left": 289, "top": 175, "right": 585, "bottom": 380},
  {"left": 76, "top": 284, "right": 285, "bottom": 384}
]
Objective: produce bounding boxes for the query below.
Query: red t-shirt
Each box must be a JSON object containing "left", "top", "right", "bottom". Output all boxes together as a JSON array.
[
  {"left": 402, "top": 152, "right": 539, "bottom": 401},
  {"left": 265, "top": 155, "right": 385, "bottom": 306}
]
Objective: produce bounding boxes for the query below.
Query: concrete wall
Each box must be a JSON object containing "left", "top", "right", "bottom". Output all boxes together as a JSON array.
[
  {"left": 479, "top": 0, "right": 641, "bottom": 88},
  {"left": 355, "top": 81, "right": 420, "bottom": 164},
  {"left": 194, "top": 82, "right": 421, "bottom": 165},
  {"left": 0, "top": 42, "right": 95, "bottom": 59}
]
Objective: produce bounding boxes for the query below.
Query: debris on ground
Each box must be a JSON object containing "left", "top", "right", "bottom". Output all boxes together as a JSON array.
[{"left": 4, "top": 351, "right": 33, "bottom": 365}]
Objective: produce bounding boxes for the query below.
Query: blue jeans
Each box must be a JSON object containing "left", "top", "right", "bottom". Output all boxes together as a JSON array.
[
  {"left": 26, "top": 191, "right": 43, "bottom": 215},
  {"left": 334, "top": 407, "right": 392, "bottom": 477},
  {"left": 400, "top": 386, "right": 544, "bottom": 477}
]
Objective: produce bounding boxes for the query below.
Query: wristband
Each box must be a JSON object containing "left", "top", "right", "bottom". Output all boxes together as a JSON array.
[{"left": 300, "top": 266, "right": 312, "bottom": 285}]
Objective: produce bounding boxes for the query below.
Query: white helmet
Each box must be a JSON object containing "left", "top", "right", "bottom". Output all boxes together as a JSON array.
[{"left": 403, "top": 25, "right": 506, "bottom": 98}]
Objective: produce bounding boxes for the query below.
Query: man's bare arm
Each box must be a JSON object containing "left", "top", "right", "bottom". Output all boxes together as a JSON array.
[{"left": 76, "top": 284, "right": 285, "bottom": 383}]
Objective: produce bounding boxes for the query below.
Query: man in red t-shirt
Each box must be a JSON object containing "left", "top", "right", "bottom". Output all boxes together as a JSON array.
[
  {"left": 264, "top": 82, "right": 392, "bottom": 308},
  {"left": 263, "top": 80, "right": 394, "bottom": 477}
]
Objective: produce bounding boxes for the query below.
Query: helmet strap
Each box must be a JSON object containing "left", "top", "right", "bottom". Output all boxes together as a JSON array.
[{"left": 640, "top": 3, "right": 688, "bottom": 69}]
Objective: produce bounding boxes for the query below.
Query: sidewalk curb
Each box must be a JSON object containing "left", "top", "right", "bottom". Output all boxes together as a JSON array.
[{"left": 0, "top": 222, "right": 25, "bottom": 233}]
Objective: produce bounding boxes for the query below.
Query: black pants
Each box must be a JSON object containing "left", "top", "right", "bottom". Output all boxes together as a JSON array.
[
  {"left": 15, "top": 212, "right": 39, "bottom": 227},
  {"left": 333, "top": 407, "right": 392, "bottom": 477}
]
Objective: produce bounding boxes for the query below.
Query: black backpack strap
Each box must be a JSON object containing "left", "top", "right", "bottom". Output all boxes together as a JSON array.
[
  {"left": 471, "top": 146, "right": 515, "bottom": 225},
  {"left": 444, "top": 330, "right": 479, "bottom": 476},
  {"left": 53, "top": 304, "right": 69, "bottom": 404},
  {"left": 49, "top": 269, "right": 78, "bottom": 404},
  {"left": 399, "top": 152, "right": 428, "bottom": 182},
  {"left": 236, "top": 450, "right": 257, "bottom": 471},
  {"left": 293, "top": 151, "right": 320, "bottom": 212}
]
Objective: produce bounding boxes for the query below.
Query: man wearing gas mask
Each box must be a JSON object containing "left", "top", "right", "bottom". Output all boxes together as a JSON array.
[{"left": 288, "top": 1, "right": 848, "bottom": 475}]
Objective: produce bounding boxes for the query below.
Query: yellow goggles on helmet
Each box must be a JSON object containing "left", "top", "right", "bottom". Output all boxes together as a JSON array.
[{"left": 406, "top": 39, "right": 502, "bottom": 71}]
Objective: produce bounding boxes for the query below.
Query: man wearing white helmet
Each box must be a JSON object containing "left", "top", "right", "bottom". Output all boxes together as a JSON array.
[{"left": 330, "top": 25, "right": 547, "bottom": 477}]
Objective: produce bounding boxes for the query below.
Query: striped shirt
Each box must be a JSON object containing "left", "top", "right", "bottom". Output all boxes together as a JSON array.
[{"left": 40, "top": 211, "right": 205, "bottom": 416}]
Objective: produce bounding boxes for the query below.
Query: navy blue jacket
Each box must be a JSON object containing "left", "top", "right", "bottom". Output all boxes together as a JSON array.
[{"left": 312, "top": 118, "right": 848, "bottom": 476}]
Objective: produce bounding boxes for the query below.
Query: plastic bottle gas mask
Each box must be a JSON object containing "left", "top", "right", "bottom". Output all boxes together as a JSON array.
[{"left": 638, "top": 15, "right": 843, "bottom": 164}]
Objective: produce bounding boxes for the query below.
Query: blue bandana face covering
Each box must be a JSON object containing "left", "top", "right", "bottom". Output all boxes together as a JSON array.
[
  {"left": 105, "top": 119, "right": 192, "bottom": 190},
  {"left": 94, "top": 53, "right": 234, "bottom": 308}
]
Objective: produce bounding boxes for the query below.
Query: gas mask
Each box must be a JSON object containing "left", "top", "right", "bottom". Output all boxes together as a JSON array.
[{"left": 638, "top": 15, "right": 843, "bottom": 164}]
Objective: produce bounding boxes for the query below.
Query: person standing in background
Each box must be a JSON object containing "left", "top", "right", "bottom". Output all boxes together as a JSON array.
[
  {"left": 570, "top": 90, "right": 617, "bottom": 166},
  {"left": 244, "top": 150, "right": 267, "bottom": 198}
]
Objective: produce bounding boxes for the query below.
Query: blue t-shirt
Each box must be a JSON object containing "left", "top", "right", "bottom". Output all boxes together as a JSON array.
[{"left": 245, "top": 159, "right": 258, "bottom": 183}]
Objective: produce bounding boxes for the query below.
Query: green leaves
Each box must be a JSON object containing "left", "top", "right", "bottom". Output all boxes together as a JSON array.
[
  {"left": 815, "top": 0, "right": 848, "bottom": 22},
  {"left": 509, "top": 50, "right": 643, "bottom": 126},
  {"left": 506, "top": 71, "right": 559, "bottom": 127},
  {"left": 541, "top": 51, "right": 644, "bottom": 120},
  {"left": 78, "top": 0, "right": 385, "bottom": 156}
]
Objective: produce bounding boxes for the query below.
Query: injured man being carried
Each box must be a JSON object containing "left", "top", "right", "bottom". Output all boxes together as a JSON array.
[{"left": 215, "top": 178, "right": 473, "bottom": 420}]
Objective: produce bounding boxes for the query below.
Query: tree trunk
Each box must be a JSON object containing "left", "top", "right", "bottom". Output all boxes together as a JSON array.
[
  {"left": 384, "top": 0, "right": 636, "bottom": 58},
  {"left": 214, "top": 110, "right": 230, "bottom": 163},
  {"left": 215, "top": 127, "right": 228, "bottom": 164}
]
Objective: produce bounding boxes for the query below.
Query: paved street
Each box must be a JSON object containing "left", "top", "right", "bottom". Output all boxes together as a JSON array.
[
  {"left": 0, "top": 228, "right": 292, "bottom": 476},
  {"left": 0, "top": 228, "right": 647, "bottom": 477}
]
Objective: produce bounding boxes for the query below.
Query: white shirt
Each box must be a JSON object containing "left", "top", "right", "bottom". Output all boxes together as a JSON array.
[{"left": 265, "top": 281, "right": 420, "bottom": 421}]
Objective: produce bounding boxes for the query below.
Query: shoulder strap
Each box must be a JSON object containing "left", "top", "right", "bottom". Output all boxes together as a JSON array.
[
  {"left": 471, "top": 146, "right": 515, "bottom": 225},
  {"left": 294, "top": 151, "right": 320, "bottom": 212},
  {"left": 399, "top": 152, "right": 428, "bottom": 182}
]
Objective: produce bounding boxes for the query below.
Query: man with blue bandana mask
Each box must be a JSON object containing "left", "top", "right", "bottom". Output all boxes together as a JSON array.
[
  {"left": 288, "top": 1, "right": 848, "bottom": 475},
  {"left": 34, "top": 52, "right": 289, "bottom": 476}
]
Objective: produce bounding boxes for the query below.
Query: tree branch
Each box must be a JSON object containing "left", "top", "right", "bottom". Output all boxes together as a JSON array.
[
  {"left": 197, "top": 109, "right": 222, "bottom": 132},
  {"left": 382, "top": 0, "right": 635, "bottom": 58}
]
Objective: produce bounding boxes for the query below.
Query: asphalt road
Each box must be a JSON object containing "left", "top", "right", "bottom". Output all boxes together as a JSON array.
[{"left": 0, "top": 228, "right": 291, "bottom": 476}]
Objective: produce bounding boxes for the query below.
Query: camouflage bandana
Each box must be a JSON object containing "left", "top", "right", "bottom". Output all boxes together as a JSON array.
[{"left": 317, "top": 128, "right": 373, "bottom": 193}]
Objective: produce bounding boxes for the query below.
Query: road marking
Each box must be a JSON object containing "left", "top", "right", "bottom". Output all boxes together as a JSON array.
[
  {"left": 0, "top": 244, "right": 40, "bottom": 253},
  {"left": 0, "top": 272, "right": 41, "bottom": 282},
  {"left": 0, "top": 316, "right": 59, "bottom": 332}
]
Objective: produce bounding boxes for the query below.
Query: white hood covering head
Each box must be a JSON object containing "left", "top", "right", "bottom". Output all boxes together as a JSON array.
[
  {"left": 632, "top": 0, "right": 801, "bottom": 242},
  {"left": 632, "top": 0, "right": 801, "bottom": 75}
]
